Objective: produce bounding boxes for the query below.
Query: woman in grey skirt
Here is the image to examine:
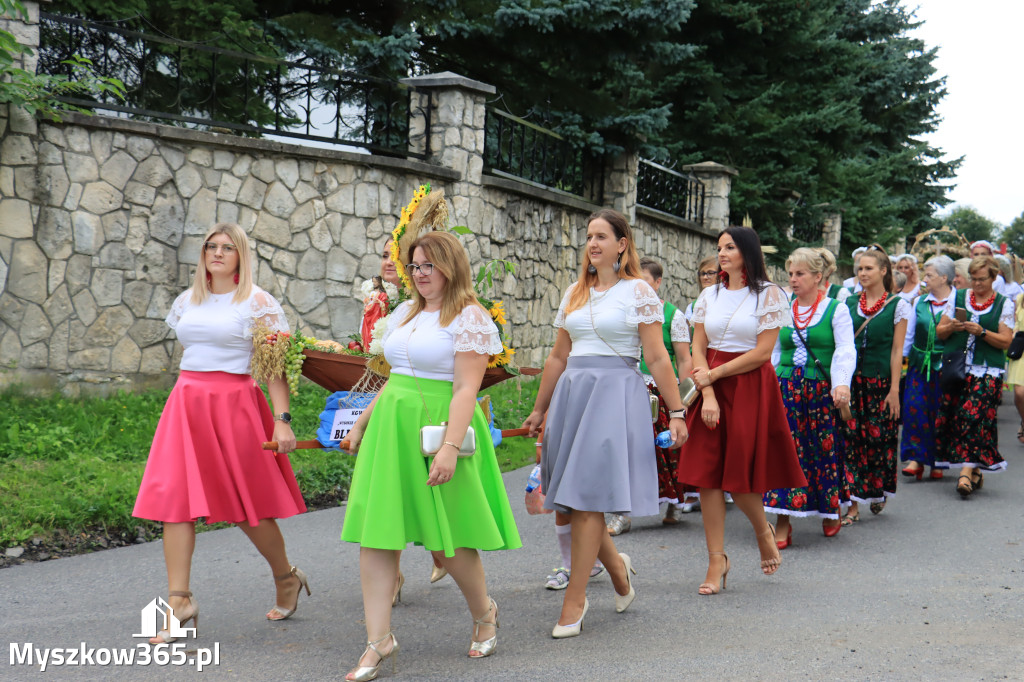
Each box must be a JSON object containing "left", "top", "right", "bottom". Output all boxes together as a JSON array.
[{"left": 523, "top": 208, "right": 688, "bottom": 638}]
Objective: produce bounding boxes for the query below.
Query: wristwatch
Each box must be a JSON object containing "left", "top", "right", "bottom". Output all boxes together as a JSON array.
[
  {"left": 979, "top": 329, "right": 987, "bottom": 339},
  {"left": 274, "top": 412, "right": 292, "bottom": 423},
  {"left": 668, "top": 409, "right": 687, "bottom": 419}
]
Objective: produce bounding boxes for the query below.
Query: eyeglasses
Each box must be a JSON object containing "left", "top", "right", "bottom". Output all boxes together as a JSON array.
[
  {"left": 970, "top": 275, "right": 992, "bottom": 284},
  {"left": 406, "top": 262, "right": 434, "bottom": 275},
  {"left": 204, "top": 242, "right": 237, "bottom": 255},
  {"left": 699, "top": 270, "right": 718, "bottom": 278}
]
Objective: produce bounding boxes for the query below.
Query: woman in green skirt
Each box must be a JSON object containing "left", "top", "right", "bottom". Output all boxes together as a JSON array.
[{"left": 341, "top": 231, "right": 521, "bottom": 680}]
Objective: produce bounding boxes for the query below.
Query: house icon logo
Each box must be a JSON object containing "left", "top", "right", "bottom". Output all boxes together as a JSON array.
[{"left": 132, "top": 597, "right": 196, "bottom": 639}]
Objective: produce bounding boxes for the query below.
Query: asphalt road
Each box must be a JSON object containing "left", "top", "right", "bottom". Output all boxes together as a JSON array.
[{"left": 3, "top": 397, "right": 1023, "bottom": 681}]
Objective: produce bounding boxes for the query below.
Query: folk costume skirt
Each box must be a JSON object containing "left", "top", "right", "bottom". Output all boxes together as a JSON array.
[
  {"left": 900, "top": 365, "right": 946, "bottom": 468},
  {"left": 341, "top": 373, "right": 521, "bottom": 557},
  {"left": 843, "top": 374, "right": 899, "bottom": 504},
  {"left": 652, "top": 384, "right": 691, "bottom": 506},
  {"left": 934, "top": 374, "right": 1008, "bottom": 472},
  {"left": 677, "top": 352, "right": 807, "bottom": 493},
  {"left": 763, "top": 368, "right": 850, "bottom": 519},
  {"left": 133, "top": 371, "right": 306, "bottom": 525},
  {"left": 541, "top": 356, "right": 659, "bottom": 517}
]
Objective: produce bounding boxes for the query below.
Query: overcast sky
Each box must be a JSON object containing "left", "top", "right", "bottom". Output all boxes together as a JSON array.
[{"left": 911, "top": 0, "right": 1023, "bottom": 228}]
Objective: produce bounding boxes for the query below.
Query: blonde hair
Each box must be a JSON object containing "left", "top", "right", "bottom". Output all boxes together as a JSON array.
[
  {"left": 565, "top": 209, "right": 642, "bottom": 315},
  {"left": 787, "top": 247, "right": 826, "bottom": 276},
  {"left": 190, "top": 223, "right": 253, "bottom": 305},
  {"left": 968, "top": 255, "right": 1000, "bottom": 282},
  {"left": 814, "top": 248, "right": 838, "bottom": 280},
  {"left": 401, "top": 231, "right": 481, "bottom": 328}
]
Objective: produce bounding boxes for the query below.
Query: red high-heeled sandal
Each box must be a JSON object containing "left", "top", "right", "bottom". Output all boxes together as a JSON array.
[
  {"left": 901, "top": 463, "right": 924, "bottom": 480},
  {"left": 775, "top": 524, "right": 793, "bottom": 550}
]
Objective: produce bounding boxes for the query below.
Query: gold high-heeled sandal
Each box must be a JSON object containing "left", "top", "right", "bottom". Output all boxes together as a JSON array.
[
  {"left": 149, "top": 590, "right": 198, "bottom": 644},
  {"left": 468, "top": 598, "right": 499, "bottom": 658},
  {"left": 346, "top": 632, "right": 398, "bottom": 682},
  {"left": 698, "top": 552, "right": 729, "bottom": 595},
  {"left": 392, "top": 571, "right": 404, "bottom": 606},
  {"left": 267, "top": 566, "right": 311, "bottom": 621},
  {"left": 758, "top": 524, "right": 782, "bottom": 575},
  {"left": 430, "top": 564, "right": 448, "bottom": 583}
]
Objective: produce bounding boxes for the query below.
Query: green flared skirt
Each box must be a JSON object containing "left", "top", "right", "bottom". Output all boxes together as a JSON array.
[{"left": 340, "top": 373, "right": 522, "bottom": 557}]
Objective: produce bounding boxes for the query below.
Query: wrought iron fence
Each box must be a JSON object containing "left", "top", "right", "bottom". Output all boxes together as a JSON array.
[
  {"left": 37, "top": 13, "right": 427, "bottom": 158},
  {"left": 636, "top": 159, "right": 705, "bottom": 224},
  {"left": 483, "top": 107, "right": 603, "bottom": 202}
]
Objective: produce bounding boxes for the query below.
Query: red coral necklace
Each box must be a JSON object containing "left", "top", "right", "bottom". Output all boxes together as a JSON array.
[
  {"left": 970, "top": 289, "right": 996, "bottom": 311},
  {"left": 792, "top": 290, "right": 825, "bottom": 330},
  {"left": 859, "top": 290, "right": 888, "bottom": 316}
]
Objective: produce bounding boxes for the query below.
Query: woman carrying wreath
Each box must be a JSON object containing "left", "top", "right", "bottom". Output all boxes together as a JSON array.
[
  {"left": 934, "top": 255, "right": 1012, "bottom": 497},
  {"left": 680, "top": 226, "right": 807, "bottom": 595},
  {"left": 341, "top": 230, "right": 520, "bottom": 679},
  {"left": 900, "top": 255, "right": 956, "bottom": 481},
  {"left": 841, "top": 246, "right": 911, "bottom": 523},
  {"left": 764, "top": 248, "right": 856, "bottom": 546},
  {"left": 133, "top": 223, "right": 309, "bottom": 643}
]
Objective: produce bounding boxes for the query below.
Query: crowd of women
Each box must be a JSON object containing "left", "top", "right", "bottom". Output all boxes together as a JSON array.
[{"left": 129, "top": 209, "right": 1016, "bottom": 680}]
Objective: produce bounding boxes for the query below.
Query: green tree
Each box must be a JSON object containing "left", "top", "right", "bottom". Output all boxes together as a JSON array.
[
  {"left": 941, "top": 206, "right": 999, "bottom": 245},
  {"left": 1, "top": 0, "right": 124, "bottom": 119},
  {"left": 1000, "top": 211, "right": 1024, "bottom": 256}
]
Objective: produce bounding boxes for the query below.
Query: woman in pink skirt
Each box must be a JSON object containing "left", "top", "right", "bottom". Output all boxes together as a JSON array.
[{"left": 133, "top": 223, "right": 309, "bottom": 643}]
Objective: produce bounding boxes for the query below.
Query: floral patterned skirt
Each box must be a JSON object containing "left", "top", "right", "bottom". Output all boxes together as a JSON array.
[
  {"left": 934, "top": 373, "right": 1008, "bottom": 471},
  {"left": 763, "top": 368, "right": 850, "bottom": 519},
  {"left": 842, "top": 374, "right": 899, "bottom": 504},
  {"left": 900, "top": 365, "right": 945, "bottom": 467},
  {"left": 652, "top": 385, "right": 696, "bottom": 506}
]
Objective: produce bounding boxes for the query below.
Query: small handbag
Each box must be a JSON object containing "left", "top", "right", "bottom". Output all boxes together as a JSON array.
[
  {"left": 940, "top": 345, "right": 968, "bottom": 392},
  {"left": 1008, "top": 331, "right": 1024, "bottom": 360},
  {"left": 405, "top": 316, "right": 475, "bottom": 457}
]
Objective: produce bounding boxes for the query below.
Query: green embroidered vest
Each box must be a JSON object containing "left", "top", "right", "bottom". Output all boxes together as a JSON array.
[
  {"left": 640, "top": 300, "right": 679, "bottom": 375},
  {"left": 827, "top": 283, "right": 844, "bottom": 300},
  {"left": 946, "top": 289, "right": 1007, "bottom": 369},
  {"left": 846, "top": 294, "right": 900, "bottom": 378},
  {"left": 908, "top": 295, "right": 947, "bottom": 378},
  {"left": 777, "top": 298, "right": 839, "bottom": 381}
]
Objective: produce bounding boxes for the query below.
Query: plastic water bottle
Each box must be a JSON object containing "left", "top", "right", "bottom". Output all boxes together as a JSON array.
[
  {"left": 655, "top": 430, "right": 674, "bottom": 449},
  {"left": 525, "top": 464, "right": 542, "bottom": 492}
]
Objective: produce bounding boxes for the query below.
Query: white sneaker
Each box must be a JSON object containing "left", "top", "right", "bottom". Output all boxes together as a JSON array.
[
  {"left": 680, "top": 499, "right": 701, "bottom": 513},
  {"left": 545, "top": 567, "right": 570, "bottom": 590},
  {"left": 724, "top": 492, "right": 734, "bottom": 504}
]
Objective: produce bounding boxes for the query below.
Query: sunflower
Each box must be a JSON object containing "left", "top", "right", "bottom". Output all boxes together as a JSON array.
[
  {"left": 487, "top": 342, "right": 516, "bottom": 368},
  {"left": 489, "top": 300, "right": 507, "bottom": 326}
]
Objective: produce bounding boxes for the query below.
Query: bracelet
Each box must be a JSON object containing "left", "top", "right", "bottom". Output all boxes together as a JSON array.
[
  {"left": 443, "top": 440, "right": 460, "bottom": 451},
  {"left": 668, "top": 409, "right": 687, "bottom": 419}
]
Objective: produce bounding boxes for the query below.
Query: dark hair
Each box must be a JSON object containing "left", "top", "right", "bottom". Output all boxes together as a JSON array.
[
  {"left": 639, "top": 257, "right": 663, "bottom": 280},
  {"left": 717, "top": 226, "right": 770, "bottom": 294},
  {"left": 859, "top": 248, "right": 894, "bottom": 293}
]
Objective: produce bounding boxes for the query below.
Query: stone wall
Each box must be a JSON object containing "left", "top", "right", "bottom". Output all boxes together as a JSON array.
[{"left": 0, "top": 12, "right": 731, "bottom": 393}]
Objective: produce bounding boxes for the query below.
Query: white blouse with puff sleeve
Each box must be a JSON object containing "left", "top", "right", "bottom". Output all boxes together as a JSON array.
[
  {"left": 167, "top": 286, "right": 288, "bottom": 375},
  {"left": 555, "top": 279, "right": 663, "bottom": 359},
  {"left": 692, "top": 283, "right": 791, "bottom": 352},
  {"left": 382, "top": 301, "right": 503, "bottom": 382}
]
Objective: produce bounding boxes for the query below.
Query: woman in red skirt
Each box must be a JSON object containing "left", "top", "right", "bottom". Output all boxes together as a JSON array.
[
  {"left": 133, "top": 223, "right": 308, "bottom": 643},
  {"left": 680, "top": 226, "right": 807, "bottom": 595}
]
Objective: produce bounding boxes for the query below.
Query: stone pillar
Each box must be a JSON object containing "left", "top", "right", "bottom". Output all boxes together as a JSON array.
[
  {"left": 681, "top": 161, "right": 738, "bottom": 234},
  {"left": 822, "top": 209, "right": 842, "bottom": 255},
  {"left": 602, "top": 151, "right": 638, "bottom": 224},
  {"left": 401, "top": 71, "right": 495, "bottom": 184}
]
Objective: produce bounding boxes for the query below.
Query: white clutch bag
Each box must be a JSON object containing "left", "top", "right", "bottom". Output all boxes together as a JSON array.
[{"left": 420, "top": 422, "right": 475, "bottom": 457}]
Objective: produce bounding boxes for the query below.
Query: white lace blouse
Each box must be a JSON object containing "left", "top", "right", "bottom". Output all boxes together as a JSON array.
[
  {"left": 642, "top": 304, "right": 691, "bottom": 387},
  {"left": 555, "top": 279, "right": 663, "bottom": 358},
  {"left": 770, "top": 298, "right": 857, "bottom": 389},
  {"left": 692, "top": 284, "right": 791, "bottom": 352},
  {"left": 382, "top": 301, "right": 502, "bottom": 381},
  {"left": 167, "top": 287, "right": 288, "bottom": 375}
]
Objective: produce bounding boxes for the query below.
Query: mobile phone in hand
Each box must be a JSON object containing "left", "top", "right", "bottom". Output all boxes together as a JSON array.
[{"left": 954, "top": 307, "right": 968, "bottom": 323}]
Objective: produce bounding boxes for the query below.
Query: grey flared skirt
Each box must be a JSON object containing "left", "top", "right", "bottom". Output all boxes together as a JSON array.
[{"left": 541, "top": 355, "right": 659, "bottom": 516}]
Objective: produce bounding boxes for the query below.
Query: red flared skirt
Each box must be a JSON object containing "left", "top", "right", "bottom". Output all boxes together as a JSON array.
[
  {"left": 677, "top": 351, "right": 807, "bottom": 494},
  {"left": 133, "top": 371, "right": 307, "bottom": 525}
]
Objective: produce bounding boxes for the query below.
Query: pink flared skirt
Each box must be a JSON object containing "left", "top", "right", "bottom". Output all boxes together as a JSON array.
[{"left": 133, "top": 371, "right": 306, "bottom": 525}]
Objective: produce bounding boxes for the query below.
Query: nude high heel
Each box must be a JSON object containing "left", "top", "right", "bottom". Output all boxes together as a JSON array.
[
  {"left": 149, "top": 590, "right": 198, "bottom": 644},
  {"left": 267, "top": 566, "right": 311, "bottom": 621},
  {"left": 758, "top": 524, "right": 782, "bottom": 575},
  {"left": 468, "top": 598, "right": 499, "bottom": 658},
  {"left": 551, "top": 599, "right": 589, "bottom": 639},
  {"left": 698, "top": 552, "right": 729, "bottom": 595},
  {"left": 345, "top": 632, "right": 398, "bottom": 682},
  {"left": 392, "top": 571, "right": 404, "bottom": 606},
  {"left": 614, "top": 553, "right": 637, "bottom": 613}
]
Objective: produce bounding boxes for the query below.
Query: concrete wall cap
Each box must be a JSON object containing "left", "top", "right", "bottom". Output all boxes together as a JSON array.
[
  {"left": 681, "top": 161, "right": 739, "bottom": 176},
  {"left": 400, "top": 71, "right": 497, "bottom": 95}
]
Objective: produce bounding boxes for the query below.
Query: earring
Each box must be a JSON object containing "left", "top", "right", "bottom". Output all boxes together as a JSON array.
[
  {"left": 233, "top": 273, "right": 240, "bottom": 284},
  {"left": 587, "top": 264, "right": 597, "bottom": 275},
  {"left": 612, "top": 259, "right": 621, "bottom": 273}
]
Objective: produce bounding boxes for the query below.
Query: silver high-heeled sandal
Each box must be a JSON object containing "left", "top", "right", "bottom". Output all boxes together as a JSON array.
[
  {"left": 468, "top": 598, "right": 499, "bottom": 658},
  {"left": 392, "top": 570, "right": 404, "bottom": 606},
  {"left": 551, "top": 599, "right": 589, "bottom": 639},
  {"left": 267, "top": 566, "right": 311, "bottom": 621},
  {"left": 346, "top": 632, "right": 398, "bottom": 682},
  {"left": 614, "top": 553, "right": 637, "bottom": 613},
  {"left": 149, "top": 590, "right": 198, "bottom": 644}
]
